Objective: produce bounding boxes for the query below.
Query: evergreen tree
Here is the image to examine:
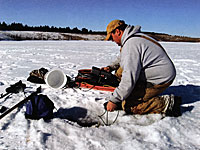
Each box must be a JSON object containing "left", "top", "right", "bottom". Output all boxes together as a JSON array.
[
  {"left": 0, "top": 22, "right": 8, "bottom": 30},
  {"left": 81, "top": 28, "right": 88, "bottom": 34},
  {"left": 0, "top": 21, "right": 96, "bottom": 34}
]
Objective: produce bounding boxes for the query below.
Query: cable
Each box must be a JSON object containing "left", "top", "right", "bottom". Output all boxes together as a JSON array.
[{"left": 98, "top": 110, "right": 119, "bottom": 126}]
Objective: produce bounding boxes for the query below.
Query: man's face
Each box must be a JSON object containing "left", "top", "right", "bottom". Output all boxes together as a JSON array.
[{"left": 111, "top": 29, "right": 122, "bottom": 46}]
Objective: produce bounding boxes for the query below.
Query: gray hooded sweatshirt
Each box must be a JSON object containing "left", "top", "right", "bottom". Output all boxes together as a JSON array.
[{"left": 109, "top": 25, "right": 176, "bottom": 103}]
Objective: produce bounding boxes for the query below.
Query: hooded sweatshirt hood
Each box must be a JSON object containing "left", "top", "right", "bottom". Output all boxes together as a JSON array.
[{"left": 121, "top": 25, "right": 141, "bottom": 46}]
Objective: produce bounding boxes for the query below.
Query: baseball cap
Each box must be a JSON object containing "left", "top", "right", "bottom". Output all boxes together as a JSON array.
[{"left": 105, "top": 20, "right": 125, "bottom": 41}]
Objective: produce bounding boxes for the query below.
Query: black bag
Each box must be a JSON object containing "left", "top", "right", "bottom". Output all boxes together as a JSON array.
[
  {"left": 27, "top": 68, "right": 49, "bottom": 84},
  {"left": 25, "top": 94, "right": 54, "bottom": 120},
  {"left": 75, "top": 66, "right": 119, "bottom": 87}
]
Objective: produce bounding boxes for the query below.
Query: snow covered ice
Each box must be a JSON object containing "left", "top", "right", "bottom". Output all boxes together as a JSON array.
[{"left": 0, "top": 40, "right": 200, "bottom": 150}]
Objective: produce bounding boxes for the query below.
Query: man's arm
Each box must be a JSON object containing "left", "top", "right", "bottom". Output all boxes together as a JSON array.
[
  {"left": 102, "top": 55, "right": 120, "bottom": 72},
  {"left": 109, "top": 40, "right": 142, "bottom": 104}
]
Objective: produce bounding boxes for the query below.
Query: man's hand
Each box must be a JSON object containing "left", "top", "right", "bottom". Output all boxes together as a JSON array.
[
  {"left": 101, "top": 67, "right": 111, "bottom": 73},
  {"left": 106, "top": 101, "right": 118, "bottom": 112}
]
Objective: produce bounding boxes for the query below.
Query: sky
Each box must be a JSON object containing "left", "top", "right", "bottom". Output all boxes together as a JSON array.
[{"left": 0, "top": 0, "right": 200, "bottom": 37}]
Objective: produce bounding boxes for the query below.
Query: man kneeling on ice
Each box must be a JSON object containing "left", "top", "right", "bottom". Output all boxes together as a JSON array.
[{"left": 102, "top": 20, "right": 181, "bottom": 117}]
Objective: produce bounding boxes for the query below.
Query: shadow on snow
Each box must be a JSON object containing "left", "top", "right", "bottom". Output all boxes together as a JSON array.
[
  {"left": 163, "top": 84, "right": 200, "bottom": 114},
  {"left": 54, "top": 107, "right": 99, "bottom": 127}
]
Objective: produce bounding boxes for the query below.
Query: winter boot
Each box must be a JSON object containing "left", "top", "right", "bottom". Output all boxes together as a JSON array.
[{"left": 162, "top": 94, "right": 182, "bottom": 117}]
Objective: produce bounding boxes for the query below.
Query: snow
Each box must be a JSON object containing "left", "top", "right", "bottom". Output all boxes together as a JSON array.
[{"left": 0, "top": 40, "right": 200, "bottom": 150}]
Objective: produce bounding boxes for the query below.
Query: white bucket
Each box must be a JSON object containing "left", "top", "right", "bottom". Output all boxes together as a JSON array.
[{"left": 44, "top": 69, "right": 67, "bottom": 89}]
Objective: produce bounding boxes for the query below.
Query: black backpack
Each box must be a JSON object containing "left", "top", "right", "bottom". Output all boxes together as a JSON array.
[{"left": 25, "top": 94, "right": 55, "bottom": 120}]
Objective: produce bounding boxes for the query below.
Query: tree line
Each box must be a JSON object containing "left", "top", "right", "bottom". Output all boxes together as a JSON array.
[{"left": 0, "top": 21, "right": 106, "bottom": 35}]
